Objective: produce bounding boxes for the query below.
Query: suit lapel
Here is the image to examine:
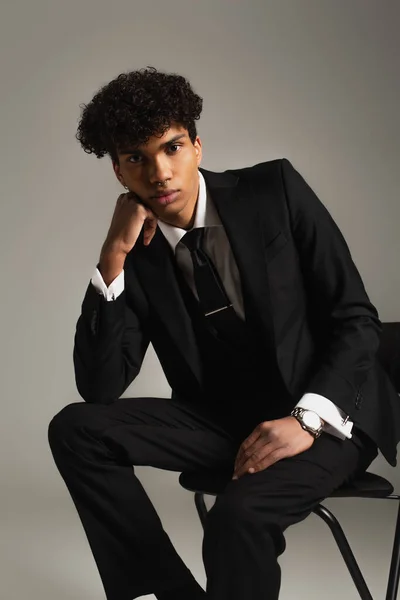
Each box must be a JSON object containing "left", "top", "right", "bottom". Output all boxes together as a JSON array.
[
  {"left": 201, "top": 168, "right": 275, "bottom": 355},
  {"left": 134, "top": 167, "right": 276, "bottom": 386},
  {"left": 134, "top": 227, "right": 203, "bottom": 385}
]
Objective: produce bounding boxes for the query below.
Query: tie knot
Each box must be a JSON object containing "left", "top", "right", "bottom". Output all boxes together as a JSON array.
[{"left": 181, "top": 227, "right": 204, "bottom": 252}]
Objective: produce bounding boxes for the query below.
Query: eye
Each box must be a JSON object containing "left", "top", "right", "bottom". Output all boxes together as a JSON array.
[
  {"left": 167, "top": 144, "right": 182, "bottom": 154},
  {"left": 127, "top": 154, "right": 142, "bottom": 164}
]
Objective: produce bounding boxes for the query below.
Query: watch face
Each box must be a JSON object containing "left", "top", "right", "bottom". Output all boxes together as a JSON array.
[{"left": 302, "top": 411, "right": 321, "bottom": 429}]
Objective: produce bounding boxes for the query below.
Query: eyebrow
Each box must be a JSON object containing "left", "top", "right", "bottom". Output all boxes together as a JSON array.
[{"left": 118, "top": 133, "right": 187, "bottom": 155}]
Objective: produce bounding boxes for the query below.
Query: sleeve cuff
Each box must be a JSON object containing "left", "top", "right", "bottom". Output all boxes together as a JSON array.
[
  {"left": 295, "top": 393, "right": 353, "bottom": 440},
  {"left": 91, "top": 267, "right": 125, "bottom": 301}
]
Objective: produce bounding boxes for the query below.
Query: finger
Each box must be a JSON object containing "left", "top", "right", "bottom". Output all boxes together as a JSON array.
[
  {"left": 232, "top": 458, "right": 256, "bottom": 479},
  {"left": 144, "top": 208, "right": 158, "bottom": 224},
  {"left": 144, "top": 230, "right": 157, "bottom": 245},
  {"left": 249, "top": 447, "right": 284, "bottom": 473},
  {"left": 237, "top": 427, "right": 261, "bottom": 458},
  {"left": 143, "top": 228, "right": 156, "bottom": 244},
  {"left": 233, "top": 457, "right": 258, "bottom": 479},
  {"left": 143, "top": 216, "right": 158, "bottom": 245},
  {"left": 234, "top": 442, "right": 275, "bottom": 479},
  {"left": 234, "top": 426, "right": 262, "bottom": 469},
  {"left": 238, "top": 462, "right": 258, "bottom": 477},
  {"left": 234, "top": 436, "right": 264, "bottom": 472},
  {"left": 233, "top": 440, "right": 269, "bottom": 479}
]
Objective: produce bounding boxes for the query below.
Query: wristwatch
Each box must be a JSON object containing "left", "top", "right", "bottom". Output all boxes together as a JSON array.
[{"left": 290, "top": 407, "right": 324, "bottom": 439}]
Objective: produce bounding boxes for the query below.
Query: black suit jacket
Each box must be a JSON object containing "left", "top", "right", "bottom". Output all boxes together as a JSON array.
[{"left": 73, "top": 158, "right": 400, "bottom": 466}]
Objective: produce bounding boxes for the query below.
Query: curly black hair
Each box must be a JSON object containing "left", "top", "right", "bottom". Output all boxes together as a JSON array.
[{"left": 75, "top": 66, "right": 203, "bottom": 164}]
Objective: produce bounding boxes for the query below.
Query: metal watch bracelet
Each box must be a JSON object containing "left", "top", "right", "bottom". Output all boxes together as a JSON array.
[{"left": 290, "top": 407, "right": 323, "bottom": 439}]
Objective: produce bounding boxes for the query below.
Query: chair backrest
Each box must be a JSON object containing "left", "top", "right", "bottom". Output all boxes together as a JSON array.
[{"left": 377, "top": 322, "right": 400, "bottom": 392}]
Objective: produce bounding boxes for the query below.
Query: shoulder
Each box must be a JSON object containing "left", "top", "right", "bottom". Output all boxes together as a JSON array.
[
  {"left": 200, "top": 158, "right": 294, "bottom": 190},
  {"left": 227, "top": 157, "right": 293, "bottom": 178},
  {"left": 216, "top": 158, "right": 297, "bottom": 188}
]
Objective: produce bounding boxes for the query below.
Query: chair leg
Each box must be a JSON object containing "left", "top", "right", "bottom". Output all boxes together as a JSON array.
[
  {"left": 194, "top": 492, "right": 209, "bottom": 530},
  {"left": 193, "top": 493, "right": 400, "bottom": 599},
  {"left": 313, "top": 503, "right": 373, "bottom": 600},
  {"left": 385, "top": 499, "right": 400, "bottom": 600}
]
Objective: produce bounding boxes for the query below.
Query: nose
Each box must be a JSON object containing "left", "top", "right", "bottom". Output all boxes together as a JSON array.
[{"left": 147, "top": 157, "right": 172, "bottom": 185}]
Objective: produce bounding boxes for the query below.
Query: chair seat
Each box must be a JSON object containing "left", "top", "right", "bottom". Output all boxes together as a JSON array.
[{"left": 179, "top": 469, "right": 394, "bottom": 499}]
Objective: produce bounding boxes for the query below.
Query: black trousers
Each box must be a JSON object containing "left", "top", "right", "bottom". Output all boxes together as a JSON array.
[{"left": 48, "top": 394, "right": 378, "bottom": 600}]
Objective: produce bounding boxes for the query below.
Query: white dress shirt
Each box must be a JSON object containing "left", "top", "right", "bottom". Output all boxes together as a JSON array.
[{"left": 91, "top": 171, "right": 354, "bottom": 440}]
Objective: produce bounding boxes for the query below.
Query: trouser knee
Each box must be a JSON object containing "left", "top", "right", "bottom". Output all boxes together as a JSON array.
[{"left": 48, "top": 402, "right": 95, "bottom": 456}]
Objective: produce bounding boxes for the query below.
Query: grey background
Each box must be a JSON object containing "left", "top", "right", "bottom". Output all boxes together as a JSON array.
[{"left": 0, "top": 1, "right": 399, "bottom": 598}]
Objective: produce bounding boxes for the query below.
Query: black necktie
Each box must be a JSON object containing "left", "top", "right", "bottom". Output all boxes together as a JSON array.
[
  {"left": 180, "top": 227, "right": 252, "bottom": 345},
  {"left": 181, "top": 227, "right": 232, "bottom": 316}
]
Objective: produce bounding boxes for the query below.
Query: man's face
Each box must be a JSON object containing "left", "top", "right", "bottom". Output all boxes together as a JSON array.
[{"left": 113, "top": 123, "right": 202, "bottom": 229}]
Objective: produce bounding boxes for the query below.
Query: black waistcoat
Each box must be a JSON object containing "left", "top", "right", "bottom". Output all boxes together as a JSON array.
[{"left": 172, "top": 262, "right": 294, "bottom": 435}]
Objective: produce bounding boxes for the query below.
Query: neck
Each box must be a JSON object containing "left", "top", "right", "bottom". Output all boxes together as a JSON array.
[{"left": 161, "top": 208, "right": 196, "bottom": 230}]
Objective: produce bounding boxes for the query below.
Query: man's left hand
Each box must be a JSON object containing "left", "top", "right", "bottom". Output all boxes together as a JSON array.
[{"left": 232, "top": 416, "right": 316, "bottom": 480}]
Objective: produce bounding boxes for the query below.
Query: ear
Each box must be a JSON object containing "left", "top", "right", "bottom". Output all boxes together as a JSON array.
[
  {"left": 194, "top": 136, "right": 202, "bottom": 166},
  {"left": 112, "top": 160, "right": 125, "bottom": 187}
]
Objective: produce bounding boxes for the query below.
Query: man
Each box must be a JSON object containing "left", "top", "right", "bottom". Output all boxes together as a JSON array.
[{"left": 48, "top": 66, "right": 400, "bottom": 600}]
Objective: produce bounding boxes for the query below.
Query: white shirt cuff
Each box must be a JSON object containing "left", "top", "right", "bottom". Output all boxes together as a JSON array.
[
  {"left": 91, "top": 267, "right": 125, "bottom": 301},
  {"left": 295, "top": 393, "right": 353, "bottom": 440}
]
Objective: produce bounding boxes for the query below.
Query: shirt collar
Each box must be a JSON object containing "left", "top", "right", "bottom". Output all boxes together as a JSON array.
[{"left": 157, "top": 170, "right": 221, "bottom": 253}]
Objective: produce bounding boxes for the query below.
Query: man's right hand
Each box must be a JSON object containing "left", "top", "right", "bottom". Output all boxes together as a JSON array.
[
  {"left": 99, "top": 191, "right": 158, "bottom": 286},
  {"left": 104, "top": 191, "right": 158, "bottom": 254}
]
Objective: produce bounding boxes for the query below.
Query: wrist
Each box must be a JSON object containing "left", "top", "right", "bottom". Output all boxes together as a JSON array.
[
  {"left": 290, "top": 408, "right": 324, "bottom": 439},
  {"left": 99, "top": 246, "right": 126, "bottom": 287},
  {"left": 291, "top": 416, "right": 316, "bottom": 439}
]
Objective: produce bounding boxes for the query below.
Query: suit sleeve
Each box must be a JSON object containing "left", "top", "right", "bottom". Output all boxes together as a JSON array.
[
  {"left": 73, "top": 263, "right": 150, "bottom": 404},
  {"left": 280, "top": 158, "right": 382, "bottom": 413}
]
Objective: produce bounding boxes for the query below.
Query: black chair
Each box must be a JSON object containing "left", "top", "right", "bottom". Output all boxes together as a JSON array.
[{"left": 179, "top": 322, "right": 400, "bottom": 600}]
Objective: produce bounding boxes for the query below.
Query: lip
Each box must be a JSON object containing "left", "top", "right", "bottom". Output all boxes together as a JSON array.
[{"left": 151, "top": 190, "right": 179, "bottom": 205}]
